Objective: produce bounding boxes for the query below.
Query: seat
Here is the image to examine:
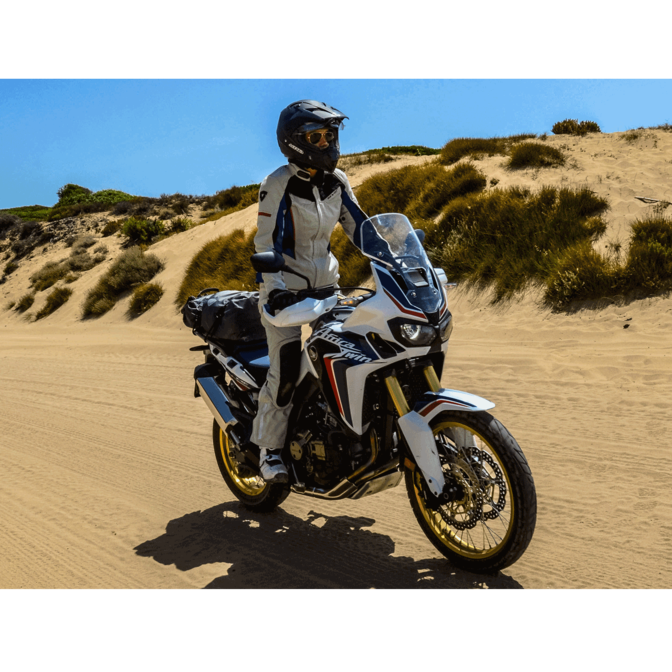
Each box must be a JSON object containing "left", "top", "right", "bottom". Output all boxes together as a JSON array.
[{"left": 233, "top": 341, "right": 270, "bottom": 386}]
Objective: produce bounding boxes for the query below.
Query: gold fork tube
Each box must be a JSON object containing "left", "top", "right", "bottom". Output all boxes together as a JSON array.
[
  {"left": 423, "top": 366, "right": 441, "bottom": 392},
  {"left": 385, "top": 376, "right": 410, "bottom": 416}
]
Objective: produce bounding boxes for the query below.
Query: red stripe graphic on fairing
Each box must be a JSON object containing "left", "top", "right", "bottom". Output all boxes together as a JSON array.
[
  {"left": 258, "top": 212, "right": 271, "bottom": 217},
  {"left": 324, "top": 357, "right": 344, "bottom": 415},
  {"left": 419, "top": 399, "right": 472, "bottom": 417},
  {"left": 383, "top": 289, "right": 426, "bottom": 320}
]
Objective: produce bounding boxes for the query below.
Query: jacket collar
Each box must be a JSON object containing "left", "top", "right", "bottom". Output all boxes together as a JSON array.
[{"left": 288, "top": 161, "right": 312, "bottom": 181}]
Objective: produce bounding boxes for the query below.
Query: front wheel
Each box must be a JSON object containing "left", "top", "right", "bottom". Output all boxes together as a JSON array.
[
  {"left": 405, "top": 410, "right": 536, "bottom": 573},
  {"left": 212, "top": 419, "right": 289, "bottom": 512}
]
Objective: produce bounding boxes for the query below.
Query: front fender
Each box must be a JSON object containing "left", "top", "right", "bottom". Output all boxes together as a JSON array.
[{"left": 413, "top": 388, "right": 495, "bottom": 423}]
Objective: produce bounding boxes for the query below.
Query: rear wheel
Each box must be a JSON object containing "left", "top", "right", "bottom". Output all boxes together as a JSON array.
[
  {"left": 212, "top": 419, "right": 289, "bottom": 512},
  {"left": 405, "top": 410, "right": 536, "bottom": 573}
]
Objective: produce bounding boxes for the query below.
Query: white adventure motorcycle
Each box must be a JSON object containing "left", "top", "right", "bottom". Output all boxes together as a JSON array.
[{"left": 187, "top": 213, "right": 536, "bottom": 572}]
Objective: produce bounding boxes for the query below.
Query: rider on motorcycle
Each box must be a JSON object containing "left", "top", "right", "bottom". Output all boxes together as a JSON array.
[{"left": 251, "top": 99, "right": 368, "bottom": 483}]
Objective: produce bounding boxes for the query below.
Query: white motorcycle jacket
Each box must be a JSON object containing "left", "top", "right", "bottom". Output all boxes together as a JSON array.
[{"left": 254, "top": 162, "right": 368, "bottom": 294}]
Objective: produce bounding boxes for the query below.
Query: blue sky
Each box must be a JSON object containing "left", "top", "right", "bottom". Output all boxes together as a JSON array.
[{"left": 3, "top": 79, "right": 672, "bottom": 210}]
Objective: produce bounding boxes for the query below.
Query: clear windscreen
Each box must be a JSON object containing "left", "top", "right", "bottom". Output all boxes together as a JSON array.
[{"left": 359, "top": 213, "right": 441, "bottom": 314}]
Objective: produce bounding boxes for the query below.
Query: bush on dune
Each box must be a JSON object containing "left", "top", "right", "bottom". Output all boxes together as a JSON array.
[
  {"left": 120, "top": 217, "right": 165, "bottom": 245},
  {"left": 552, "top": 119, "right": 601, "bottom": 136},
  {"left": 34, "top": 287, "right": 73, "bottom": 320},
  {"left": 439, "top": 134, "right": 537, "bottom": 165},
  {"left": 428, "top": 185, "right": 610, "bottom": 302},
  {"left": 82, "top": 247, "right": 164, "bottom": 317},
  {"left": 128, "top": 282, "right": 164, "bottom": 317},
  {"left": 506, "top": 143, "right": 566, "bottom": 169}
]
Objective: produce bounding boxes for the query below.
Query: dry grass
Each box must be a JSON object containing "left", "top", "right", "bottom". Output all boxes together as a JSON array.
[
  {"left": 506, "top": 143, "right": 566, "bottom": 169},
  {"left": 82, "top": 247, "right": 164, "bottom": 317},
  {"left": 127, "top": 282, "right": 164, "bottom": 317},
  {"left": 428, "top": 185, "right": 610, "bottom": 302},
  {"left": 34, "top": 287, "right": 73, "bottom": 321}
]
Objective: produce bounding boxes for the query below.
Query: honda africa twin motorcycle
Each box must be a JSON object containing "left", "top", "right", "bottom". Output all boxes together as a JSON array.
[{"left": 187, "top": 213, "right": 536, "bottom": 573}]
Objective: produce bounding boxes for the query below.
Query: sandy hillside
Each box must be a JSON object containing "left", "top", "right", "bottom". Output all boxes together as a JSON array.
[{"left": 1, "top": 135, "right": 672, "bottom": 589}]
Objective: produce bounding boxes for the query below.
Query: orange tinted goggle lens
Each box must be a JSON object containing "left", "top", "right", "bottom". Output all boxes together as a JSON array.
[{"left": 308, "top": 130, "right": 335, "bottom": 144}]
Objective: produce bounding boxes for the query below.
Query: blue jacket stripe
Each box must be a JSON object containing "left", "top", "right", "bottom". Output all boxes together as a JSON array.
[{"left": 340, "top": 190, "right": 367, "bottom": 249}]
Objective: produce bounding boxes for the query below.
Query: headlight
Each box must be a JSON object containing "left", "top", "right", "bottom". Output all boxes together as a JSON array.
[{"left": 399, "top": 322, "right": 436, "bottom": 346}]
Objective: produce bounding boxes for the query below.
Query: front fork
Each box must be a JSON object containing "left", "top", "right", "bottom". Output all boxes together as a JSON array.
[{"left": 385, "top": 367, "right": 446, "bottom": 497}]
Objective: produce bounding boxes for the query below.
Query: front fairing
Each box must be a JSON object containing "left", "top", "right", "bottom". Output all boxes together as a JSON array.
[{"left": 358, "top": 213, "right": 443, "bottom": 319}]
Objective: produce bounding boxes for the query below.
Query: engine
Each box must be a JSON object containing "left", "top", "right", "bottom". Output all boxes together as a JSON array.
[{"left": 288, "top": 394, "right": 364, "bottom": 488}]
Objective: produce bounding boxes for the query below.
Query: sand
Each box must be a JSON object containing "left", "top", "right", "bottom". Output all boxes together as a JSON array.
[{"left": 2, "top": 131, "right": 672, "bottom": 589}]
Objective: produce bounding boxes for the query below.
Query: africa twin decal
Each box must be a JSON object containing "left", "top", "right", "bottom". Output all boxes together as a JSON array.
[{"left": 311, "top": 327, "right": 379, "bottom": 430}]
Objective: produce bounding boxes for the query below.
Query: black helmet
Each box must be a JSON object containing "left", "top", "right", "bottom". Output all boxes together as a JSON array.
[{"left": 276, "top": 99, "right": 348, "bottom": 173}]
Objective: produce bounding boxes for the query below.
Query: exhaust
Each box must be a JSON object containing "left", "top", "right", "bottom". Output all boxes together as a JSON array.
[{"left": 194, "top": 363, "right": 238, "bottom": 432}]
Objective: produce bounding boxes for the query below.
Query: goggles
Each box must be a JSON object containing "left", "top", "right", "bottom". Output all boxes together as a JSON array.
[{"left": 306, "top": 129, "right": 335, "bottom": 145}]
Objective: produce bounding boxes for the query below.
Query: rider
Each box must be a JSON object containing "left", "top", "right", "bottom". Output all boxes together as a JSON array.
[{"left": 251, "top": 99, "right": 368, "bottom": 483}]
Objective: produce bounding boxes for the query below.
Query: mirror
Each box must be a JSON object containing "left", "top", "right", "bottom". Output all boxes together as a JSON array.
[
  {"left": 414, "top": 228, "right": 426, "bottom": 244},
  {"left": 250, "top": 250, "right": 286, "bottom": 274}
]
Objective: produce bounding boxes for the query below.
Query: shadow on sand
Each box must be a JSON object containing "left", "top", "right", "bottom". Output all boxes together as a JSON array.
[{"left": 134, "top": 502, "right": 523, "bottom": 589}]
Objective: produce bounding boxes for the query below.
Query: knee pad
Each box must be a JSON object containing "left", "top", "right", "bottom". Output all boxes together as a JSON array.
[{"left": 276, "top": 341, "right": 302, "bottom": 407}]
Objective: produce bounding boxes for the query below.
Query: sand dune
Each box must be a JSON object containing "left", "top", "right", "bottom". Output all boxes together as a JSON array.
[{"left": 2, "top": 132, "right": 672, "bottom": 588}]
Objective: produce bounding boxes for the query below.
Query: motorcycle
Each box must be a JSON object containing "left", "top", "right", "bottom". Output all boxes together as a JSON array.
[{"left": 187, "top": 213, "right": 536, "bottom": 573}]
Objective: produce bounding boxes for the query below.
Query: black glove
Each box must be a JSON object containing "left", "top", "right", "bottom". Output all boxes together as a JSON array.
[{"left": 268, "top": 289, "right": 300, "bottom": 314}]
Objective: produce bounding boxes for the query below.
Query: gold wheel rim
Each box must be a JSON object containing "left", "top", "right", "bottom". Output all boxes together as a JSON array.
[
  {"left": 414, "top": 421, "right": 514, "bottom": 559},
  {"left": 218, "top": 428, "right": 267, "bottom": 496}
]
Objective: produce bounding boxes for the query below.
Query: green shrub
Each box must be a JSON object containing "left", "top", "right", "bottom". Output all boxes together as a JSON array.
[
  {"left": 203, "top": 184, "right": 260, "bottom": 212},
  {"left": 428, "top": 185, "right": 609, "bottom": 302},
  {"left": 120, "top": 217, "right": 165, "bottom": 245},
  {"left": 340, "top": 153, "right": 396, "bottom": 169},
  {"left": 506, "top": 143, "right": 566, "bottom": 169},
  {"left": 82, "top": 247, "right": 164, "bottom": 317},
  {"left": 330, "top": 225, "right": 373, "bottom": 288},
  {"left": 15, "top": 292, "right": 36, "bottom": 312},
  {"left": 127, "top": 282, "right": 164, "bottom": 317},
  {"left": 102, "top": 221, "right": 121, "bottom": 237},
  {"left": 552, "top": 119, "right": 602, "bottom": 136},
  {"left": 49, "top": 185, "right": 136, "bottom": 221},
  {"left": 57, "top": 184, "right": 92, "bottom": 205},
  {"left": 30, "top": 261, "right": 69, "bottom": 291},
  {"left": 0, "top": 206, "right": 52, "bottom": 223},
  {"left": 623, "top": 129, "right": 644, "bottom": 144},
  {"left": 34, "top": 286, "right": 73, "bottom": 320},
  {"left": 625, "top": 216, "right": 672, "bottom": 289},
  {"left": 543, "top": 242, "right": 623, "bottom": 308},
  {"left": 170, "top": 217, "right": 194, "bottom": 233},
  {"left": 356, "top": 162, "right": 487, "bottom": 221},
  {"left": 3, "top": 260, "right": 18, "bottom": 275},
  {"left": 176, "top": 228, "right": 256, "bottom": 307},
  {"left": 439, "top": 134, "right": 537, "bottom": 165}
]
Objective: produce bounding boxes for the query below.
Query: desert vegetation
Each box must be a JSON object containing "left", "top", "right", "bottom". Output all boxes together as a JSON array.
[
  {"left": 127, "top": 282, "right": 164, "bottom": 317},
  {"left": 34, "top": 287, "right": 73, "bottom": 321},
  {"left": 506, "top": 143, "right": 566, "bottom": 169},
  {"left": 545, "top": 213, "right": 672, "bottom": 308},
  {"left": 427, "top": 186, "right": 609, "bottom": 303},
  {"left": 552, "top": 119, "right": 602, "bottom": 136},
  {"left": 30, "top": 235, "right": 107, "bottom": 291},
  {"left": 439, "top": 135, "right": 537, "bottom": 165},
  {"left": 82, "top": 247, "right": 164, "bottom": 317}
]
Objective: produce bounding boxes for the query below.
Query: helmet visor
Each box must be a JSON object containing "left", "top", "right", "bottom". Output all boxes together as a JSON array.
[{"left": 295, "top": 119, "right": 345, "bottom": 134}]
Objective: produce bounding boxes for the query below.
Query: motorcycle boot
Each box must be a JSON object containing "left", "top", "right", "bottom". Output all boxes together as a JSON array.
[{"left": 259, "top": 447, "right": 289, "bottom": 483}]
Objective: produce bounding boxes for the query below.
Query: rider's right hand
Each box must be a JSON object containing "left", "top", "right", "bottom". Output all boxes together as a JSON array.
[{"left": 268, "top": 289, "right": 300, "bottom": 314}]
